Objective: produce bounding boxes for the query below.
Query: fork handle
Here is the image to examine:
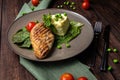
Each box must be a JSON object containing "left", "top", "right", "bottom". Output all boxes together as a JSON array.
[
  {"left": 90, "top": 35, "right": 99, "bottom": 67},
  {"left": 100, "top": 42, "right": 108, "bottom": 71}
]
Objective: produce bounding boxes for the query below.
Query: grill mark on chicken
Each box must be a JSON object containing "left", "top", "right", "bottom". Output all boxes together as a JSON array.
[{"left": 30, "top": 23, "right": 54, "bottom": 59}]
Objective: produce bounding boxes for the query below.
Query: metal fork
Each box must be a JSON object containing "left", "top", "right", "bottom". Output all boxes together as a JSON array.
[{"left": 90, "top": 22, "right": 102, "bottom": 67}]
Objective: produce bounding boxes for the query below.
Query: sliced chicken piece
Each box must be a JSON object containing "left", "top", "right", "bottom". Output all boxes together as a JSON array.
[{"left": 30, "top": 23, "right": 54, "bottom": 59}]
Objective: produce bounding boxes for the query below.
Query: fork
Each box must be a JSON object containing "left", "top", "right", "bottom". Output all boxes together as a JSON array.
[{"left": 90, "top": 22, "right": 102, "bottom": 67}]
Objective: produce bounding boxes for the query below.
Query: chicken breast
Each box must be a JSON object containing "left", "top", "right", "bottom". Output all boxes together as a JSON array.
[{"left": 30, "top": 23, "right": 54, "bottom": 59}]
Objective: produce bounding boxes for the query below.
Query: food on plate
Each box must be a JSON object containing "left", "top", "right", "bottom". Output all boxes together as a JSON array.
[
  {"left": 60, "top": 73, "right": 74, "bottom": 80},
  {"left": 26, "top": 22, "right": 36, "bottom": 32},
  {"left": 43, "top": 13, "right": 84, "bottom": 48},
  {"left": 43, "top": 13, "right": 70, "bottom": 36},
  {"left": 12, "top": 27, "right": 31, "bottom": 48},
  {"left": 12, "top": 12, "right": 84, "bottom": 59},
  {"left": 54, "top": 21, "right": 83, "bottom": 47},
  {"left": 51, "top": 13, "right": 70, "bottom": 36},
  {"left": 30, "top": 23, "right": 54, "bottom": 59}
]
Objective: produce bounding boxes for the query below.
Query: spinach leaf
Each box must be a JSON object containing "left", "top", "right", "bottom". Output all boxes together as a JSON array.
[
  {"left": 12, "top": 27, "right": 31, "bottom": 48},
  {"left": 12, "top": 29, "right": 30, "bottom": 44},
  {"left": 20, "top": 37, "right": 31, "bottom": 48}
]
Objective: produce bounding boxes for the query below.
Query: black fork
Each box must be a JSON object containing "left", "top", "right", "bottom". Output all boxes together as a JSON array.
[{"left": 90, "top": 22, "right": 102, "bottom": 67}]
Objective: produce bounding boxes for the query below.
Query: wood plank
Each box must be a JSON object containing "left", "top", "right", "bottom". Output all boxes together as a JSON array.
[
  {"left": 0, "top": 0, "right": 2, "bottom": 47},
  {"left": 0, "top": 0, "right": 35, "bottom": 80},
  {"left": 0, "top": 0, "right": 2, "bottom": 80}
]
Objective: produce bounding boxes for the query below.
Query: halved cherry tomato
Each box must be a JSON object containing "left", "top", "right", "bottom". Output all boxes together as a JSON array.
[
  {"left": 31, "top": 0, "right": 39, "bottom": 6},
  {"left": 26, "top": 22, "right": 36, "bottom": 32},
  {"left": 77, "top": 76, "right": 88, "bottom": 80},
  {"left": 60, "top": 73, "right": 74, "bottom": 80},
  {"left": 82, "top": 2, "right": 90, "bottom": 10}
]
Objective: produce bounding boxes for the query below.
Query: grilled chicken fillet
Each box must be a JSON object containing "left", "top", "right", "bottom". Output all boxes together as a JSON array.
[{"left": 30, "top": 23, "right": 54, "bottom": 59}]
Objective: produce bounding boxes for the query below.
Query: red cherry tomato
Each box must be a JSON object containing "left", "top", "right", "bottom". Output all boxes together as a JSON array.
[
  {"left": 26, "top": 22, "right": 36, "bottom": 32},
  {"left": 31, "top": 0, "right": 39, "bottom": 6},
  {"left": 77, "top": 76, "right": 88, "bottom": 80},
  {"left": 60, "top": 73, "right": 74, "bottom": 80},
  {"left": 82, "top": 2, "right": 90, "bottom": 10}
]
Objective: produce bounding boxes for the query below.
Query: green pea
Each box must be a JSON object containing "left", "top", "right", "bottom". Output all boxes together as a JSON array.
[
  {"left": 107, "top": 48, "right": 112, "bottom": 52},
  {"left": 113, "top": 48, "right": 118, "bottom": 53},
  {"left": 113, "top": 59, "right": 119, "bottom": 64},
  {"left": 107, "top": 66, "right": 112, "bottom": 71},
  {"left": 64, "top": 13, "right": 67, "bottom": 16},
  {"left": 71, "top": 2, "right": 75, "bottom": 5},
  {"left": 70, "top": 5, "right": 73, "bottom": 8},
  {"left": 57, "top": 5, "right": 60, "bottom": 8},
  {"left": 72, "top": 7, "right": 76, "bottom": 10},
  {"left": 55, "top": 18, "right": 58, "bottom": 21},
  {"left": 66, "top": 1, "right": 70, "bottom": 5},
  {"left": 64, "top": 1, "right": 66, "bottom": 5},
  {"left": 60, "top": 5, "right": 63, "bottom": 8},
  {"left": 57, "top": 13, "right": 62, "bottom": 18},
  {"left": 66, "top": 43, "right": 71, "bottom": 48},
  {"left": 57, "top": 45, "right": 62, "bottom": 49}
]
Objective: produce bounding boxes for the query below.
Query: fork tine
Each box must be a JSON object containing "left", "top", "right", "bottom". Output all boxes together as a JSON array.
[
  {"left": 98, "top": 22, "right": 102, "bottom": 32},
  {"left": 94, "top": 22, "right": 102, "bottom": 33}
]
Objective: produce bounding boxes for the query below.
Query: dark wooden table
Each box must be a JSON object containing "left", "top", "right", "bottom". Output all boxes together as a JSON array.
[{"left": 1, "top": 0, "right": 120, "bottom": 80}]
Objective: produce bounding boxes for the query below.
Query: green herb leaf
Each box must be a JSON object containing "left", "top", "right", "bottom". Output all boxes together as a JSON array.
[
  {"left": 42, "top": 14, "right": 57, "bottom": 33},
  {"left": 42, "top": 14, "right": 52, "bottom": 27}
]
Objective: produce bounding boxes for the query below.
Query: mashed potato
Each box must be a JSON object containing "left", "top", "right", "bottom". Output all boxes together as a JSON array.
[{"left": 51, "top": 13, "right": 70, "bottom": 36}]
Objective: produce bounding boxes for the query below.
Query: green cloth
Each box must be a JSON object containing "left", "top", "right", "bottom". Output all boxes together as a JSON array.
[
  {"left": 16, "top": 0, "right": 97, "bottom": 80},
  {"left": 20, "top": 58, "right": 96, "bottom": 80},
  {"left": 28, "top": 0, "right": 52, "bottom": 11}
]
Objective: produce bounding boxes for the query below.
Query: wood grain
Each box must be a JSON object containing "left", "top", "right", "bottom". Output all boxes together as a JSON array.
[
  {"left": 0, "top": 0, "right": 35, "bottom": 80},
  {"left": 0, "top": 0, "right": 120, "bottom": 80}
]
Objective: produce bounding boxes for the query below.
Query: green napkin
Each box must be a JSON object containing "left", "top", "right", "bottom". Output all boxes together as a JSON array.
[
  {"left": 28, "top": 0, "right": 52, "bottom": 11},
  {"left": 16, "top": 0, "right": 97, "bottom": 80},
  {"left": 16, "top": 3, "right": 32, "bottom": 19},
  {"left": 20, "top": 58, "right": 96, "bottom": 80}
]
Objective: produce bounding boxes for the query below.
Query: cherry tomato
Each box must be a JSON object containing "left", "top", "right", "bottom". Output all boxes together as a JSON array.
[
  {"left": 31, "top": 0, "right": 39, "bottom": 6},
  {"left": 60, "top": 73, "right": 74, "bottom": 80},
  {"left": 26, "top": 22, "right": 36, "bottom": 32},
  {"left": 77, "top": 76, "right": 88, "bottom": 80},
  {"left": 82, "top": 2, "right": 90, "bottom": 10}
]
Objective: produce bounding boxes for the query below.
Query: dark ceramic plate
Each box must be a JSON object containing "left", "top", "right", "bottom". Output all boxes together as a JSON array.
[{"left": 7, "top": 9, "right": 94, "bottom": 61}]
